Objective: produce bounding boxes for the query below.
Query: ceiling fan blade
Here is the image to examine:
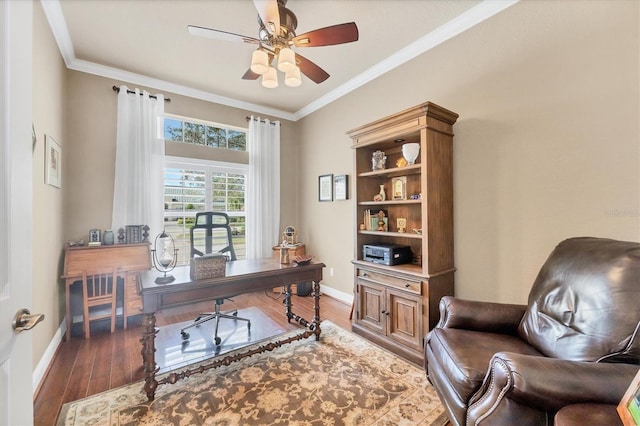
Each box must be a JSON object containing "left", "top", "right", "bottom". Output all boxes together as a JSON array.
[
  {"left": 242, "top": 69, "right": 261, "bottom": 80},
  {"left": 296, "top": 53, "right": 330, "bottom": 84},
  {"left": 253, "top": 0, "right": 280, "bottom": 36},
  {"left": 188, "top": 25, "right": 259, "bottom": 45},
  {"left": 292, "top": 22, "right": 358, "bottom": 47}
]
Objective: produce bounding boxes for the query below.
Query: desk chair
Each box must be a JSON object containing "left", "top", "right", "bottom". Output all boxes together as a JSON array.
[
  {"left": 81, "top": 267, "right": 119, "bottom": 339},
  {"left": 180, "top": 212, "right": 250, "bottom": 345}
]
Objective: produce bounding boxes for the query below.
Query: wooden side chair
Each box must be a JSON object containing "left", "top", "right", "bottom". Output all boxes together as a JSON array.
[{"left": 81, "top": 267, "right": 119, "bottom": 338}]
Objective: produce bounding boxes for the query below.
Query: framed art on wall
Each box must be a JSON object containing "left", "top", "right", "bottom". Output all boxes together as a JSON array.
[
  {"left": 334, "top": 175, "right": 349, "bottom": 201},
  {"left": 319, "top": 174, "right": 333, "bottom": 202},
  {"left": 45, "top": 135, "right": 61, "bottom": 188}
]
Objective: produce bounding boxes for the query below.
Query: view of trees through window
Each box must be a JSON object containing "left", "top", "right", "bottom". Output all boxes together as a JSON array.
[
  {"left": 164, "top": 116, "right": 246, "bottom": 151},
  {"left": 164, "top": 164, "right": 247, "bottom": 265}
]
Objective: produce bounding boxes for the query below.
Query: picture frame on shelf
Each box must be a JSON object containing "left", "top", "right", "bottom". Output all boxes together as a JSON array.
[
  {"left": 318, "top": 174, "right": 333, "bottom": 202},
  {"left": 334, "top": 174, "right": 349, "bottom": 201},
  {"left": 617, "top": 369, "right": 640, "bottom": 426},
  {"left": 392, "top": 176, "right": 407, "bottom": 200},
  {"left": 45, "top": 135, "right": 62, "bottom": 188}
]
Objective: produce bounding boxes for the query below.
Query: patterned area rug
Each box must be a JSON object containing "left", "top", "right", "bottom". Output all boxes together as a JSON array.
[{"left": 57, "top": 321, "right": 448, "bottom": 425}]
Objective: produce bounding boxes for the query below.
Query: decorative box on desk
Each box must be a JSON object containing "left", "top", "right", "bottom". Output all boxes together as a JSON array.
[
  {"left": 62, "top": 243, "right": 151, "bottom": 340},
  {"left": 271, "top": 244, "right": 311, "bottom": 296},
  {"left": 190, "top": 253, "right": 227, "bottom": 280}
]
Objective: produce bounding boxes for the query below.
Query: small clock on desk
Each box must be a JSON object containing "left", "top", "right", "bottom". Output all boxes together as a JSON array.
[{"left": 396, "top": 218, "right": 407, "bottom": 233}]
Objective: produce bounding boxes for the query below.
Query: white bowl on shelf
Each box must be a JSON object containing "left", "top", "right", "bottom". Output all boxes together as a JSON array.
[{"left": 402, "top": 143, "right": 420, "bottom": 165}]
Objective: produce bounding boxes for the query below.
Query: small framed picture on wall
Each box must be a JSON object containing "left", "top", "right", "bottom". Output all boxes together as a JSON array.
[
  {"left": 334, "top": 175, "right": 349, "bottom": 201},
  {"left": 319, "top": 174, "right": 333, "bottom": 202},
  {"left": 45, "top": 135, "right": 62, "bottom": 188}
]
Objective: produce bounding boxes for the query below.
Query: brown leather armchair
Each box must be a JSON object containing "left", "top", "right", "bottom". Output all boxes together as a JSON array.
[{"left": 425, "top": 237, "right": 640, "bottom": 426}]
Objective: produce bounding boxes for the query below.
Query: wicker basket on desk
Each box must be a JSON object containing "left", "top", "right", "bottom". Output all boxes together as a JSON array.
[{"left": 190, "top": 253, "right": 227, "bottom": 280}]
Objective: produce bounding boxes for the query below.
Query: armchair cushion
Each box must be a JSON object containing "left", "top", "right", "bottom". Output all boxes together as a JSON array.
[{"left": 518, "top": 237, "right": 640, "bottom": 362}]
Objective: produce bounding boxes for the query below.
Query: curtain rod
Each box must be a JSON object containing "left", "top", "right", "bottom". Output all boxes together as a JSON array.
[
  {"left": 112, "top": 85, "right": 171, "bottom": 102},
  {"left": 246, "top": 116, "right": 278, "bottom": 125}
]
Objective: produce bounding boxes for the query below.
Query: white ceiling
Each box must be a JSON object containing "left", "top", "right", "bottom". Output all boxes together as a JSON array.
[{"left": 42, "top": 0, "right": 518, "bottom": 121}]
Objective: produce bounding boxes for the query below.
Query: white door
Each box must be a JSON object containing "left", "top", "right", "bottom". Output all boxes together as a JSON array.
[{"left": 0, "top": 1, "right": 35, "bottom": 425}]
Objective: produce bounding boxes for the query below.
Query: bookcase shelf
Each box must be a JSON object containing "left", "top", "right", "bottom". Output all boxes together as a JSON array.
[{"left": 346, "top": 101, "right": 458, "bottom": 365}]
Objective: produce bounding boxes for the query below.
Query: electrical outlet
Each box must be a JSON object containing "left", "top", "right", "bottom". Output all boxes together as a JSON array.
[{"left": 330, "top": 267, "right": 334, "bottom": 277}]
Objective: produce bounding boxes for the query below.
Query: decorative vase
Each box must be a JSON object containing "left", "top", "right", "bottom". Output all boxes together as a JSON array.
[
  {"left": 378, "top": 184, "right": 386, "bottom": 201},
  {"left": 103, "top": 230, "right": 114, "bottom": 245},
  {"left": 402, "top": 143, "right": 420, "bottom": 165}
]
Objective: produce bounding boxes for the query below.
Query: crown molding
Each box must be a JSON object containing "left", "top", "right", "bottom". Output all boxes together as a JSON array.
[
  {"left": 293, "top": 0, "right": 519, "bottom": 120},
  {"left": 41, "top": 0, "right": 517, "bottom": 122},
  {"left": 69, "top": 59, "right": 297, "bottom": 121}
]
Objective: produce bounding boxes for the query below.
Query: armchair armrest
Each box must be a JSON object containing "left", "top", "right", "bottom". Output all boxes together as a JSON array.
[
  {"left": 467, "top": 352, "right": 639, "bottom": 426},
  {"left": 435, "top": 296, "right": 527, "bottom": 335}
]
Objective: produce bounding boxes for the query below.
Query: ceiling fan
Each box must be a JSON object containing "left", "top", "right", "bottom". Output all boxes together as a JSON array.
[{"left": 188, "top": 0, "right": 359, "bottom": 88}]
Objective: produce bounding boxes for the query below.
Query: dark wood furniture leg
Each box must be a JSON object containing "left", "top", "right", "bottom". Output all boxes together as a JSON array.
[
  {"left": 141, "top": 313, "right": 158, "bottom": 401},
  {"left": 313, "top": 280, "right": 321, "bottom": 340},
  {"left": 285, "top": 284, "right": 293, "bottom": 322}
]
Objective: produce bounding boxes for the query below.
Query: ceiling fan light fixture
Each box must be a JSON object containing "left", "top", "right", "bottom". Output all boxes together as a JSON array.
[
  {"left": 250, "top": 49, "right": 269, "bottom": 74},
  {"left": 285, "top": 65, "right": 302, "bottom": 87},
  {"left": 262, "top": 66, "right": 279, "bottom": 88},
  {"left": 277, "top": 47, "right": 296, "bottom": 72}
]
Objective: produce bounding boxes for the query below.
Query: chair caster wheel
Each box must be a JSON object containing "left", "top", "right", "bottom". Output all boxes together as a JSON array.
[
  {"left": 233, "top": 311, "right": 238, "bottom": 317},
  {"left": 215, "top": 337, "right": 221, "bottom": 345},
  {"left": 195, "top": 316, "right": 201, "bottom": 321},
  {"left": 181, "top": 331, "right": 190, "bottom": 340}
]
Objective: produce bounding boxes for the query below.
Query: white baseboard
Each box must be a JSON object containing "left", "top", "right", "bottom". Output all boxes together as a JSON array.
[
  {"left": 320, "top": 284, "right": 353, "bottom": 305},
  {"left": 33, "top": 318, "right": 66, "bottom": 395}
]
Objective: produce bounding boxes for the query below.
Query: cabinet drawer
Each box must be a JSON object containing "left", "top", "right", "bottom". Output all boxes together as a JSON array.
[
  {"left": 125, "top": 282, "right": 139, "bottom": 297},
  {"left": 357, "top": 269, "right": 421, "bottom": 294},
  {"left": 125, "top": 298, "right": 142, "bottom": 314}
]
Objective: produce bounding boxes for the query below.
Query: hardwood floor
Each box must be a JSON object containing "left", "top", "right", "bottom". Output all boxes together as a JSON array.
[{"left": 33, "top": 290, "right": 351, "bottom": 426}]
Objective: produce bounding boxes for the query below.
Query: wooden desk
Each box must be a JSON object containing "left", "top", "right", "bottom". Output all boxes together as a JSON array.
[
  {"left": 62, "top": 243, "right": 151, "bottom": 340},
  {"left": 139, "top": 258, "right": 324, "bottom": 401}
]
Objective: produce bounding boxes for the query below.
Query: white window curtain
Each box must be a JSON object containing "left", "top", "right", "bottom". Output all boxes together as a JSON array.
[
  {"left": 112, "top": 86, "right": 165, "bottom": 238},
  {"left": 246, "top": 116, "right": 280, "bottom": 258}
]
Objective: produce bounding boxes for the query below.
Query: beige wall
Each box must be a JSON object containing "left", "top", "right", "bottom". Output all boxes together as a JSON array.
[
  {"left": 297, "top": 1, "right": 639, "bottom": 303},
  {"left": 64, "top": 71, "right": 298, "bottom": 244},
  {"left": 32, "top": 2, "right": 67, "bottom": 370}
]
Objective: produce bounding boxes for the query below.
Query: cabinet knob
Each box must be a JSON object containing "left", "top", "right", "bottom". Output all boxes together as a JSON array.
[
  {"left": 381, "top": 310, "right": 386, "bottom": 314},
  {"left": 362, "top": 272, "right": 368, "bottom": 277},
  {"left": 405, "top": 283, "right": 410, "bottom": 288}
]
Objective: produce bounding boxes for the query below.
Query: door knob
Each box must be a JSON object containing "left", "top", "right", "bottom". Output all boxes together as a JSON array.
[{"left": 12, "top": 308, "right": 45, "bottom": 332}]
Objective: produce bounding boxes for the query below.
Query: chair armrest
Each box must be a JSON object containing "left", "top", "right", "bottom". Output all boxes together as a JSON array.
[
  {"left": 467, "top": 352, "right": 639, "bottom": 425},
  {"left": 435, "top": 296, "right": 527, "bottom": 335}
]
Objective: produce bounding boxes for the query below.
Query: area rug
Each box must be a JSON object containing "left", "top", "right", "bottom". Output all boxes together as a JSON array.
[{"left": 57, "top": 320, "right": 448, "bottom": 425}]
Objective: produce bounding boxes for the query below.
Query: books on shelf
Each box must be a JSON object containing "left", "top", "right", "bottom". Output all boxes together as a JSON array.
[
  {"left": 125, "top": 225, "right": 143, "bottom": 244},
  {"left": 363, "top": 209, "right": 388, "bottom": 231}
]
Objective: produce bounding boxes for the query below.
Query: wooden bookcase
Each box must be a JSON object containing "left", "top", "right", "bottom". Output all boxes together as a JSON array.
[{"left": 346, "top": 102, "right": 458, "bottom": 364}]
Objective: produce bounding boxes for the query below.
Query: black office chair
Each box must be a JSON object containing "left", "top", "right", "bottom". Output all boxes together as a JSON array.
[{"left": 180, "top": 212, "right": 250, "bottom": 345}]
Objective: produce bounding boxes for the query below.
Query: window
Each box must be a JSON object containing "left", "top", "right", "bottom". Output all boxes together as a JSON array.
[
  {"left": 163, "top": 158, "right": 247, "bottom": 265},
  {"left": 164, "top": 115, "right": 246, "bottom": 151}
]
